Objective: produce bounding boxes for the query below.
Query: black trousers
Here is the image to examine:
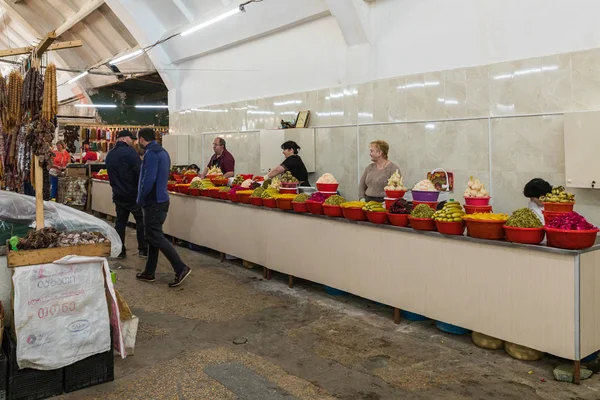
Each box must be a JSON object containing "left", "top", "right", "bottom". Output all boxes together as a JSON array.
[
  {"left": 114, "top": 198, "right": 147, "bottom": 254},
  {"left": 142, "top": 202, "right": 186, "bottom": 276}
]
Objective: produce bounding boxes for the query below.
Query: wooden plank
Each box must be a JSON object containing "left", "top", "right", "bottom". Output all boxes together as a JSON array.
[
  {"left": 7, "top": 241, "right": 111, "bottom": 268},
  {"left": 34, "top": 156, "right": 44, "bottom": 230},
  {"left": 34, "top": 31, "right": 57, "bottom": 58},
  {"left": 48, "top": 40, "right": 83, "bottom": 51},
  {"left": 0, "top": 40, "right": 83, "bottom": 57},
  {"left": 0, "top": 46, "right": 32, "bottom": 57}
]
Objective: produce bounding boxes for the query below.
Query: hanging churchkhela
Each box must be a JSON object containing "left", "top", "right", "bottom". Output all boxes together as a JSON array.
[
  {"left": 22, "top": 66, "right": 44, "bottom": 116},
  {"left": 41, "top": 63, "right": 57, "bottom": 122}
]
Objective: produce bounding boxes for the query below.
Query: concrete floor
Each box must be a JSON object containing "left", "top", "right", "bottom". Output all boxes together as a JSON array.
[{"left": 61, "top": 228, "right": 600, "bottom": 400}]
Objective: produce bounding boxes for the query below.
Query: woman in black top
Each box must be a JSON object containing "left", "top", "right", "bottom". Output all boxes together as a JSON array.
[{"left": 265, "top": 141, "right": 310, "bottom": 186}]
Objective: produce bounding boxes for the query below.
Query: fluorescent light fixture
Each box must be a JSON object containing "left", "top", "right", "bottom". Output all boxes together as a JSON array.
[
  {"left": 75, "top": 104, "right": 117, "bottom": 108},
  {"left": 273, "top": 100, "right": 302, "bottom": 106},
  {"left": 68, "top": 71, "right": 88, "bottom": 84},
  {"left": 109, "top": 49, "right": 144, "bottom": 65},
  {"left": 135, "top": 105, "right": 169, "bottom": 109},
  {"left": 180, "top": 8, "right": 240, "bottom": 37}
]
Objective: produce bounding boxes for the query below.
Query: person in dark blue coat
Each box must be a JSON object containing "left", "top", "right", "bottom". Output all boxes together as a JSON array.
[
  {"left": 105, "top": 130, "right": 147, "bottom": 259},
  {"left": 135, "top": 128, "right": 191, "bottom": 287}
]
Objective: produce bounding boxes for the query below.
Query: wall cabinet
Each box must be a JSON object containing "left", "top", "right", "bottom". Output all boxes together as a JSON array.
[
  {"left": 564, "top": 111, "right": 600, "bottom": 189},
  {"left": 259, "top": 128, "right": 316, "bottom": 174}
]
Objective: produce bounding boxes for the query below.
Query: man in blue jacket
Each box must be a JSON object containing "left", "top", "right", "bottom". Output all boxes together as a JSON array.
[
  {"left": 135, "top": 128, "right": 191, "bottom": 287},
  {"left": 105, "top": 130, "right": 147, "bottom": 259}
]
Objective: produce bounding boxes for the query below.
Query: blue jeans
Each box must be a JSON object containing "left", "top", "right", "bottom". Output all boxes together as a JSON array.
[{"left": 50, "top": 176, "right": 58, "bottom": 199}]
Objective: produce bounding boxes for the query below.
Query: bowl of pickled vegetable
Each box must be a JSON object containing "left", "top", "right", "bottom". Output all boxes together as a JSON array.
[
  {"left": 503, "top": 208, "right": 545, "bottom": 245},
  {"left": 463, "top": 213, "right": 509, "bottom": 240}
]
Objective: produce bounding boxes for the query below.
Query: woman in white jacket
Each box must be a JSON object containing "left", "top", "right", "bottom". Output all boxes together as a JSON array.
[{"left": 523, "top": 178, "right": 552, "bottom": 224}]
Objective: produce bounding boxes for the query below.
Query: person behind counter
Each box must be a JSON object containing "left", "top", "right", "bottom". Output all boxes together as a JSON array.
[
  {"left": 523, "top": 178, "right": 552, "bottom": 224},
  {"left": 359, "top": 140, "right": 401, "bottom": 203},
  {"left": 265, "top": 141, "right": 310, "bottom": 186},
  {"left": 50, "top": 141, "right": 70, "bottom": 199},
  {"left": 200, "top": 137, "right": 235, "bottom": 178},
  {"left": 82, "top": 141, "right": 98, "bottom": 163}
]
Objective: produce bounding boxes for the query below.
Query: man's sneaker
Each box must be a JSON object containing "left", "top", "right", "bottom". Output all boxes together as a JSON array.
[
  {"left": 168, "top": 266, "right": 191, "bottom": 288},
  {"left": 136, "top": 272, "right": 155, "bottom": 282},
  {"left": 138, "top": 250, "right": 148, "bottom": 259}
]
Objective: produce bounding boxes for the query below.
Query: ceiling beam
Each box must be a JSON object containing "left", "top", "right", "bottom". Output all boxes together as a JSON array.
[
  {"left": 34, "top": 31, "right": 57, "bottom": 57},
  {"left": 55, "top": 0, "right": 105, "bottom": 36},
  {"left": 171, "top": 0, "right": 194, "bottom": 23},
  {"left": 0, "top": 40, "right": 82, "bottom": 58},
  {"left": 324, "top": 0, "right": 369, "bottom": 46}
]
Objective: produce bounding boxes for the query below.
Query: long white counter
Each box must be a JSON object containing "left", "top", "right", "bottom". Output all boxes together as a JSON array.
[{"left": 91, "top": 179, "right": 600, "bottom": 371}]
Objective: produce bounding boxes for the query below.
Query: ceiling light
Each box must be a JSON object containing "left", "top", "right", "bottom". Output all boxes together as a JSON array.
[
  {"left": 75, "top": 104, "right": 117, "bottom": 108},
  {"left": 109, "top": 49, "right": 144, "bottom": 65},
  {"left": 67, "top": 71, "right": 88, "bottom": 84},
  {"left": 180, "top": 8, "right": 240, "bottom": 37},
  {"left": 135, "top": 105, "right": 169, "bottom": 109}
]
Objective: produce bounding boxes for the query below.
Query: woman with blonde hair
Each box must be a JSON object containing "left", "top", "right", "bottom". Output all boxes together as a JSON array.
[{"left": 359, "top": 140, "right": 401, "bottom": 202}]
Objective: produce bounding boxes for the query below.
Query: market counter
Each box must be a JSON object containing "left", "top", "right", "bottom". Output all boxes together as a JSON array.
[{"left": 91, "top": 180, "right": 600, "bottom": 363}]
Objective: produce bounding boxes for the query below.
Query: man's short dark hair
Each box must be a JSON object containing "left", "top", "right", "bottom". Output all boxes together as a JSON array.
[
  {"left": 523, "top": 178, "right": 552, "bottom": 199},
  {"left": 217, "top": 137, "right": 226, "bottom": 149},
  {"left": 138, "top": 128, "right": 156, "bottom": 142},
  {"left": 83, "top": 140, "right": 90, "bottom": 146}
]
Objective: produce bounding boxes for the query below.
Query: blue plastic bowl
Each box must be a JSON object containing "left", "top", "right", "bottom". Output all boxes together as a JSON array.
[
  {"left": 582, "top": 350, "right": 599, "bottom": 363},
  {"left": 324, "top": 286, "right": 348, "bottom": 296},
  {"left": 401, "top": 310, "right": 429, "bottom": 321},
  {"left": 435, "top": 320, "right": 471, "bottom": 335}
]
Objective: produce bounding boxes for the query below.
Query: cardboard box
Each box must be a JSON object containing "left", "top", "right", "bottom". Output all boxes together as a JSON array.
[{"left": 66, "top": 167, "right": 87, "bottom": 178}]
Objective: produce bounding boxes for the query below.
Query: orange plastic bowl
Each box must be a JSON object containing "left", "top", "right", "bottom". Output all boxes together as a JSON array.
[
  {"left": 543, "top": 202, "right": 575, "bottom": 212},
  {"left": 464, "top": 196, "right": 491, "bottom": 206},
  {"left": 238, "top": 192, "right": 252, "bottom": 204},
  {"left": 385, "top": 189, "right": 406, "bottom": 199},
  {"left": 542, "top": 210, "right": 567, "bottom": 224},
  {"left": 342, "top": 207, "right": 367, "bottom": 221},
  {"left": 436, "top": 221, "right": 465, "bottom": 235},
  {"left": 387, "top": 213, "right": 409, "bottom": 227},
  {"left": 545, "top": 227, "right": 599, "bottom": 250},
  {"left": 409, "top": 217, "right": 436, "bottom": 231},
  {"left": 366, "top": 211, "right": 388, "bottom": 224},
  {"left": 292, "top": 202, "right": 308, "bottom": 213},
  {"left": 189, "top": 188, "right": 201, "bottom": 197},
  {"left": 211, "top": 178, "right": 229, "bottom": 186},
  {"left": 504, "top": 226, "right": 545, "bottom": 245},
  {"left": 276, "top": 197, "right": 294, "bottom": 210},
  {"left": 263, "top": 198, "right": 277, "bottom": 208},
  {"left": 228, "top": 193, "right": 240, "bottom": 202},
  {"left": 316, "top": 183, "right": 339, "bottom": 193},
  {"left": 250, "top": 197, "right": 263, "bottom": 206},
  {"left": 322, "top": 204, "right": 343, "bottom": 218},
  {"left": 219, "top": 191, "right": 229, "bottom": 200},
  {"left": 464, "top": 204, "right": 493, "bottom": 214},
  {"left": 465, "top": 219, "right": 506, "bottom": 240},
  {"left": 306, "top": 201, "right": 324, "bottom": 215}
]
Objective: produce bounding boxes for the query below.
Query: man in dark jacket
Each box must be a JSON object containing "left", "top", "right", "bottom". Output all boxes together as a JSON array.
[
  {"left": 105, "top": 130, "right": 147, "bottom": 259},
  {"left": 135, "top": 128, "right": 191, "bottom": 287}
]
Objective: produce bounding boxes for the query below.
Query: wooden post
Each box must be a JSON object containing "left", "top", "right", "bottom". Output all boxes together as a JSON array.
[
  {"left": 288, "top": 275, "right": 294, "bottom": 288},
  {"left": 574, "top": 360, "right": 581, "bottom": 384},
  {"left": 393, "top": 308, "right": 401, "bottom": 324},
  {"left": 34, "top": 156, "right": 44, "bottom": 230}
]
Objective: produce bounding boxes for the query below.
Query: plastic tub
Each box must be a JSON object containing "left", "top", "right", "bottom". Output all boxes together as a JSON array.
[
  {"left": 401, "top": 310, "right": 429, "bottom": 321},
  {"left": 542, "top": 210, "right": 568, "bottom": 224},
  {"left": 189, "top": 188, "right": 201, "bottom": 196},
  {"left": 366, "top": 211, "right": 388, "bottom": 224},
  {"left": 167, "top": 183, "right": 177, "bottom": 192},
  {"left": 306, "top": 201, "right": 324, "bottom": 215},
  {"left": 342, "top": 207, "right": 367, "bottom": 221},
  {"left": 464, "top": 196, "right": 491, "bottom": 206},
  {"left": 263, "top": 198, "right": 277, "bottom": 208},
  {"left": 413, "top": 200, "right": 438, "bottom": 210},
  {"left": 545, "top": 227, "right": 599, "bottom": 250},
  {"left": 465, "top": 219, "right": 506, "bottom": 240},
  {"left": 228, "top": 193, "right": 240, "bottom": 202},
  {"left": 504, "top": 226, "right": 545, "bottom": 245},
  {"left": 435, "top": 321, "right": 471, "bottom": 335},
  {"left": 316, "top": 183, "right": 339, "bottom": 192},
  {"left": 387, "top": 213, "right": 409, "bottom": 227},
  {"left": 241, "top": 174, "right": 253, "bottom": 180},
  {"left": 543, "top": 202, "right": 575, "bottom": 212},
  {"left": 409, "top": 217, "right": 436, "bottom": 231},
  {"left": 472, "top": 332, "right": 505, "bottom": 350},
  {"left": 412, "top": 190, "right": 439, "bottom": 202},
  {"left": 276, "top": 197, "right": 294, "bottom": 210},
  {"left": 209, "top": 189, "right": 221, "bottom": 198},
  {"left": 322, "top": 204, "right": 343, "bottom": 217},
  {"left": 200, "top": 189, "right": 211, "bottom": 197},
  {"left": 385, "top": 189, "right": 406, "bottom": 199},
  {"left": 464, "top": 204, "right": 493, "bottom": 214},
  {"left": 250, "top": 197, "right": 263, "bottom": 206},
  {"left": 280, "top": 182, "right": 299, "bottom": 189},
  {"left": 220, "top": 191, "right": 229, "bottom": 200},
  {"left": 436, "top": 221, "right": 465, "bottom": 235},
  {"left": 211, "top": 178, "right": 229, "bottom": 186},
  {"left": 292, "top": 201, "right": 308, "bottom": 213},
  {"left": 279, "top": 187, "right": 298, "bottom": 195},
  {"left": 177, "top": 185, "right": 190, "bottom": 195},
  {"left": 238, "top": 192, "right": 252, "bottom": 204},
  {"left": 504, "top": 342, "right": 544, "bottom": 361},
  {"left": 384, "top": 198, "right": 396, "bottom": 210}
]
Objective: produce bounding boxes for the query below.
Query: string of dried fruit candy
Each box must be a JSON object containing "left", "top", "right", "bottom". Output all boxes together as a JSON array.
[{"left": 42, "top": 63, "right": 57, "bottom": 121}]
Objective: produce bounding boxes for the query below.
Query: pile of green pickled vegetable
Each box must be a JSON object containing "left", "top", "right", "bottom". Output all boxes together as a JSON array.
[
  {"left": 293, "top": 193, "right": 309, "bottom": 203},
  {"left": 410, "top": 204, "right": 435, "bottom": 219},
  {"left": 324, "top": 195, "right": 346, "bottom": 206},
  {"left": 505, "top": 208, "right": 543, "bottom": 228}
]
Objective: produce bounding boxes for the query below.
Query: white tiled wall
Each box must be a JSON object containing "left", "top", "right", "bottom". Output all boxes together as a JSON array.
[{"left": 171, "top": 48, "right": 600, "bottom": 226}]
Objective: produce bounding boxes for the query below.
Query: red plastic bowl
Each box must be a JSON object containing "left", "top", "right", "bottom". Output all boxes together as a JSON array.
[
  {"left": 172, "top": 173, "right": 183, "bottom": 182},
  {"left": 465, "top": 219, "right": 506, "bottom": 240},
  {"left": 276, "top": 198, "right": 294, "bottom": 210},
  {"left": 543, "top": 202, "right": 575, "bottom": 212},
  {"left": 241, "top": 174, "right": 253, "bottom": 180},
  {"left": 545, "top": 227, "right": 599, "bottom": 250},
  {"left": 238, "top": 192, "right": 252, "bottom": 204},
  {"left": 250, "top": 197, "right": 263, "bottom": 206},
  {"left": 385, "top": 189, "right": 406, "bottom": 199},
  {"left": 366, "top": 211, "right": 388, "bottom": 224},
  {"left": 206, "top": 174, "right": 221, "bottom": 180},
  {"left": 412, "top": 190, "right": 439, "bottom": 202},
  {"left": 292, "top": 202, "right": 308, "bottom": 213},
  {"left": 409, "top": 217, "right": 436, "bottom": 231},
  {"left": 168, "top": 183, "right": 177, "bottom": 192},
  {"left": 200, "top": 189, "right": 210, "bottom": 197},
  {"left": 504, "top": 226, "right": 545, "bottom": 245},
  {"left": 464, "top": 204, "right": 493, "bottom": 214},
  {"left": 436, "top": 221, "right": 465, "bottom": 235},
  {"left": 220, "top": 191, "right": 229, "bottom": 200},
  {"left": 280, "top": 181, "right": 299, "bottom": 188},
  {"left": 306, "top": 201, "right": 324, "bottom": 215},
  {"left": 178, "top": 185, "right": 190, "bottom": 195},
  {"left": 279, "top": 187, "right": 298, "bottom": 195},
  {"left": 189, "top": 188, "right": 201, "bottom": 196},
  {"left": 228, "top": 193, "right": 240, "bottom": 202},
  {"left": 210, "top": 189, "right": 221, "bottom": 198},
  {"left": 542, "top": 210, "right": 567, "bottom": 224},
  {"left": 413, "top": 200, "right": 438, "bottom": 210},
  {"left": 263, "top": 198, "right": 277, "bottom": 208},
  {"left": 322, "top": 204, "right": 343, "bottom": 218},
  {"left": 211, "top": 178, "right": 229, "bottom": 186},
  {"left": 342, "top": 207, "right": 367, "bottom": 221},
  {"left": 464, "top": 196, "right": 491, "bottom": 206},
  {"left": 316, "top": 183, "right": 339, "bottom": 193},
  {"left": 387, "top": 213, "right": 409, "bottom": 227}
]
